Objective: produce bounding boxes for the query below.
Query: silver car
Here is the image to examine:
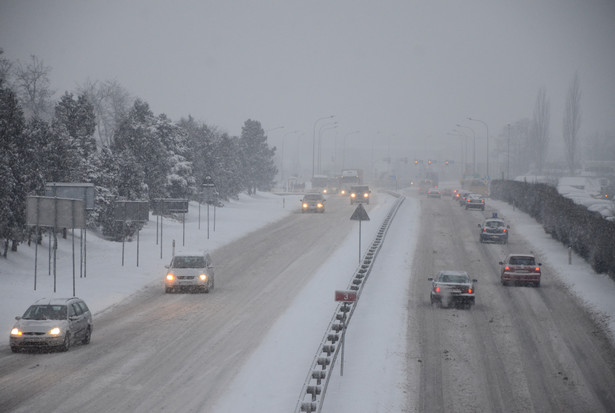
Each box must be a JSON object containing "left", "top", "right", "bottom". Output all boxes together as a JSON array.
[
  {"left": 10, "top": 297, "right": 93, "bottom": 352},
  {"left": 165, "top": 252, "right": 215, "bottom": 293}
]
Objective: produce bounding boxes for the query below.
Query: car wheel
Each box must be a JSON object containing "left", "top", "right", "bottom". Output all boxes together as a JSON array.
[
  {"left": 61, "top": 333, "right": 71, "bottom": 352},
  {"left": 10, "top": 346, "right": 19, "bottom": 353},
  {"left": 465, "top": 205, "right": 469, "bottom": 210},
  {"left": 535, "top": 281, "right": 541, "bottom": 287},
  {"left": 165, "top": 287, "right": 172, "bottom": 293},
  {"left": 82, "top": 326, "right": 92, "bottom": 345}
]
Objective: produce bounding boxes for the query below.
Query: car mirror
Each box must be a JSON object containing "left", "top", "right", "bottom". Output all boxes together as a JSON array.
[
  {"left": 15, "top": 316, "right": 21, "bottom": 320},
  {"left": 507, "top": 225, "right": 510, "bottom": 229},
  {"left": 69, "top": 316, "right": 78, "bottom": 321},
  {"left": 498, "top": 261, "right": 504, "bottom": 265},
  {"left": 472, "top": 279, "right": 478, "bottom": 283},
  {"left": 427, "top": 277, "right": 433, "bottom": 281}
]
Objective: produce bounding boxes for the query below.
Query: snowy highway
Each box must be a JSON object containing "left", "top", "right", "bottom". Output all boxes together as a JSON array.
[
  {"left": 410, "top": 194, "right": 615, "bottom": 412},
  {"left": 1, "top": 190, "right": 615, "bottom": 412}
]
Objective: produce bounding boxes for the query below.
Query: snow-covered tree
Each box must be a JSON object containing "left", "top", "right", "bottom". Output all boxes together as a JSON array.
[{"left": 239, "top": 119, "right": 277, "bottom": 194}]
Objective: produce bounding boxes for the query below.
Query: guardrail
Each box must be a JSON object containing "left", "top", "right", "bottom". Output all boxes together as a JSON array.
[{"left": 294, "top": 193, "right": 405, "bottom": 413}]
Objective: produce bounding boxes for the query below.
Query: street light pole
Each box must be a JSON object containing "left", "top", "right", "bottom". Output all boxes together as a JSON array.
[
  {"left": 507, "top": 123, "right": 511, "bottom": 179},
  {"left": 468, "top": 117, "right": 489, "bottom": 179},
  {"left": 312, "top": 116, "right": 335, "bottom": 178},
  {"left": 456, "top": 124, "right": 476, "bottom": 176},
  {"left": 448, "top": 131, "right": 466, "bottom": 174}
]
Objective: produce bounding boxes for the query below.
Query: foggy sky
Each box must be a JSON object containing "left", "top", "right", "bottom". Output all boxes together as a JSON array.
[{"left": 1, "top": 0, "right": 614, "bottom": 174}]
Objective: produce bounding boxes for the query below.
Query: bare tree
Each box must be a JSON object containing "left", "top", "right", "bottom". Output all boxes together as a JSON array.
[
  {"left": 531, "top": 87, "right": 550, "bottom": 174},
  {"left": 0, "top": 49, "right": 13, "bottom": 88},
  {"left": 78, "top": 79, "right": 133, "bottom": 147},
  {"left": 563, "top": 72, "right": 582, "bottom": 175},
  {"left": 13, "top": 55, "right": 54, "bottom": 120}
]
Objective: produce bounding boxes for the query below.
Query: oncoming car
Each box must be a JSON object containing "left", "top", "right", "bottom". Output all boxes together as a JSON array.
[
  {"left": 300, "top": 193, "right": 326, "bottom": 213},
  {"left": 428, "top": 271, "right": 477, "bottom": 308},
  {"left": 350, "top": 185, "right": 371, "bottom": 204},
  {"left": 10, "top": 297, "right": 93, "bottom": 352},
  {"left": 499, "top": 254, "right": 542, "bottom": 287},
  {"left": 165, "top": 252, "right": 215, "bottom": 293}
]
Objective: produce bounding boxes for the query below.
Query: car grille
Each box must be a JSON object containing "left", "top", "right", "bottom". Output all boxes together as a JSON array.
[
  {"left": 23, "top": 332, "right": 46, "bottom": 336},
  {"left": 177, "top": 276, "right": 195, "bottom": 280}
]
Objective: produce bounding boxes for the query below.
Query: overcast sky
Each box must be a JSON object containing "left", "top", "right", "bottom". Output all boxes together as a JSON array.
[{"left": 1, "top": 0, "right": 614, "bottom": 175}]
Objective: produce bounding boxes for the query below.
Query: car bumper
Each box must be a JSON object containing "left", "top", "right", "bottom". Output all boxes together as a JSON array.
[
  {"left": 481, "top": 234, "right": 507, "bottom": 242},
  {"left": 501, "top": 273, "right": 540, "bottom": 282},
  {"left": 10, "top": 334, "right": 65, "bottom": 349},
  {"left": 431, "top": 292, "right": 475, "bottom": 303},
  {"left": 466, "top": 204, "right": 484, "bottom": 209}
]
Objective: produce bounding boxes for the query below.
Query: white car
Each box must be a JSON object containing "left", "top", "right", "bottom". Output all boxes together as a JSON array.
[
  {"left": 10, "top": 297, "right": 93, "bottom": 352},
  {"left": 165, "top": 252, "right": 215, "bottom": 293}
]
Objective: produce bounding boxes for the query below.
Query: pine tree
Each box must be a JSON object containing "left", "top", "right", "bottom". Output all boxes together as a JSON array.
[{"left": 239, "top": 119, "right": 277, "bottom": 194}]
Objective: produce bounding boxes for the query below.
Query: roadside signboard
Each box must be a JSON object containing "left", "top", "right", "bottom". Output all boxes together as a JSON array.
[{"left": 335, "top": 290, "right": 357, "bottom": 302}]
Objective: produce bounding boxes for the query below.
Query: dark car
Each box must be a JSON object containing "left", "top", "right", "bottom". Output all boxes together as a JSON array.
[
  {"left": 499, "top": 254, "right": 542, "bottom": 287},
  {"left": 479, "top": 215, "right": 510, "bottom": 244},
  {"left": 428, "top": 271, "right": 477, "bottom": 309},
  {"left": 465, "top": 193, "right": 485, "bottom": 210},
  {"left": 10, "top": 297, "right": 93, "bottom": 352},
  {"left": 458, "top": 192, "right": 471, "bottom": 206},
  {"left": 350, "top": 185, "right": 371, "bottom": 204}
]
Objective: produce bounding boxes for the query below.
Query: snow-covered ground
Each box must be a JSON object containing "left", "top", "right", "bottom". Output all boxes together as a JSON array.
[{"left": 1, "top": 189, "right": 614, "bottom": 412}]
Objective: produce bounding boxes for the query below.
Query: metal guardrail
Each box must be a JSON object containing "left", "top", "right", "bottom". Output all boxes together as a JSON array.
[{"left": 294, "top": 193, "right": 405, "bottom": 413}]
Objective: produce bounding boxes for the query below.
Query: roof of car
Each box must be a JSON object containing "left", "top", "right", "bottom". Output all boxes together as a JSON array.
[
  {"left": 485, "top": 218, "right": 505, "bottom": 223},
  {"left": 506, "top": 253, "right": 535, "bottom": 258},
  {"left": 173, "top": 250, "right": 210, "bottom": 257},
  {"left": 34, "top": 297, "right": 81, "bottom": 305},
  {"left": 437, "top": 270, "right": 469, "bottom": 277}
]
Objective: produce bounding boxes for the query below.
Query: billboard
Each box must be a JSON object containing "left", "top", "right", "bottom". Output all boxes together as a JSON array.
[
  {"left": 26, "top": 196, "right": 86, "bottom": 228},
  {"left": 114, "top": 201, "right": 149, "bottom": 222},
  {"left": 45, "top": 183, "right": 95, "bottom": 210}
]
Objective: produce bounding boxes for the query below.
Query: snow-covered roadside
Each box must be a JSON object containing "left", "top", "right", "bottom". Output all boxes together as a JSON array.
[
  {"left": 0, "top": 192, "right": 301, "bottom": 336},
  {"left": 490, "top": 199, "right": 615, "bottom": 343}
]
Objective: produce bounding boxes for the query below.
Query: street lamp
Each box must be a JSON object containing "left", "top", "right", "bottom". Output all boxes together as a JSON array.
[
  {"left": 468, "top": 117, "right": 489, "bottom": 179},
  {"left": 506, "top": 123, "right": 511, "bottom": 179},
  {"left": 456, "top": 124, "right": 476, "bottom": 175},
  {"left": 312, "top": 115, "right": 335, "bottom": 177},
  {"left": 342, "top": 130, "right": 360, "bottom": 170},
  {"left": 318, "top": 122, "right": 338, "bottom": 174}
]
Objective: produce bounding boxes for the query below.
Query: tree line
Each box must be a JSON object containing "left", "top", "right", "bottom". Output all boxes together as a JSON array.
[{"left": 0, "top": 51, "right": 277, "bottom": 256}]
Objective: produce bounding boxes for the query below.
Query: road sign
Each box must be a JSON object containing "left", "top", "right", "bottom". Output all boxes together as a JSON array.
[
  {"left": 335, "top": 290, "right": 357, "bottom": 302},
  {"left": 350, "top": 203, "right": 370, "bottom": 221}
]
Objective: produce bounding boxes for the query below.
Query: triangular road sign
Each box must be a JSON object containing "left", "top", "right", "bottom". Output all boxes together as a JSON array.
[{"left": 350, "top": 203, "right": 370, "bottom": 221}]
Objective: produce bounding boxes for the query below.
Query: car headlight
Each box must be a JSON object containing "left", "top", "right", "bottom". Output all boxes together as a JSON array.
[
  {"left": 199, "top": 274, "right": 208, "bottom": 281},
  {"left": 351, "top": 193, "right": 356, "bottom": 198},
  {"left": 317, "top": 203, "right": 323, "bottom": 208},
  {"left": 10, "top": 328, "right": 22, "bottom": 336},
  {"left": 364, "top": 193, "right": 369, "bottom": 198},
  {"left": 302, "top": 203, "right": 308, "bottom": 208},
  {"left": 48, "top": 327, "right": 61, "bottom": 336},
  {"left": 166, "top": 273, "right": 175, "bottom": 281}
]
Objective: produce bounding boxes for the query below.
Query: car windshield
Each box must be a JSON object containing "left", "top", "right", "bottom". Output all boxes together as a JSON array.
[
  {"left": 485, "top": 221, "right": 504, "bottom": 228},
  {"left": 171, "top": 256, "right": 205, "bottom": 268},
  {"left": 304, "top": 194, "right": 322, "bottom": 200},
  {"left": 22, "top": 304, "right": 67, "bottom": 320},
  {"left": 509, "top": 256, "right": 536, "bottom": 265},
  {"left": 438, "top": 274, "right": 469, "bottom": 283}
]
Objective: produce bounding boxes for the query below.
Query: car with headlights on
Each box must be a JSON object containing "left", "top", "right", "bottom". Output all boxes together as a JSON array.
[
  {"left": 10, "top": 297, "right": 93, "bottom": 352},
  {"left": 479, "top": 214, "right": 510, "bottom": 244},
  {"left": 458, "top": 192, "right": 471, "bottom": 206},
  {"left": 165, "top": 252, "right": 215, "bottom": 293},
  {"left": 428, "top": 271, "right": 477, "bottom": 309},
  {"left": 499, "top": 254, "right": 542, "bottom": 287},
  {"left": 300, "top": 193, "right": 326, "bottom": 213},
  {"left": 350, "top": 185, "right": 371, "bottom": 204}
]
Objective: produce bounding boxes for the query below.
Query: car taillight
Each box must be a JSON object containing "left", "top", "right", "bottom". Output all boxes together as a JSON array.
[
  {"left": 483, "top": 228, "right": 487, "bottom": 232},
  {"left": 503, "top": 229, "right": 507, "bottom": 232},
  {"left": 468, "top": 288, "right": 472, "bottom": 294},
  {"left": 535, "top": 267, "right": 540, "bottom": 272},
  {"left": 504, "top": 266, "right": 510, "bottom": 271},
  {"left": 435, "top": 287, "right": 440, "bottom": 292},
  {"left": 481, "top": 199, "right": 484, "bottom": 203}
]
